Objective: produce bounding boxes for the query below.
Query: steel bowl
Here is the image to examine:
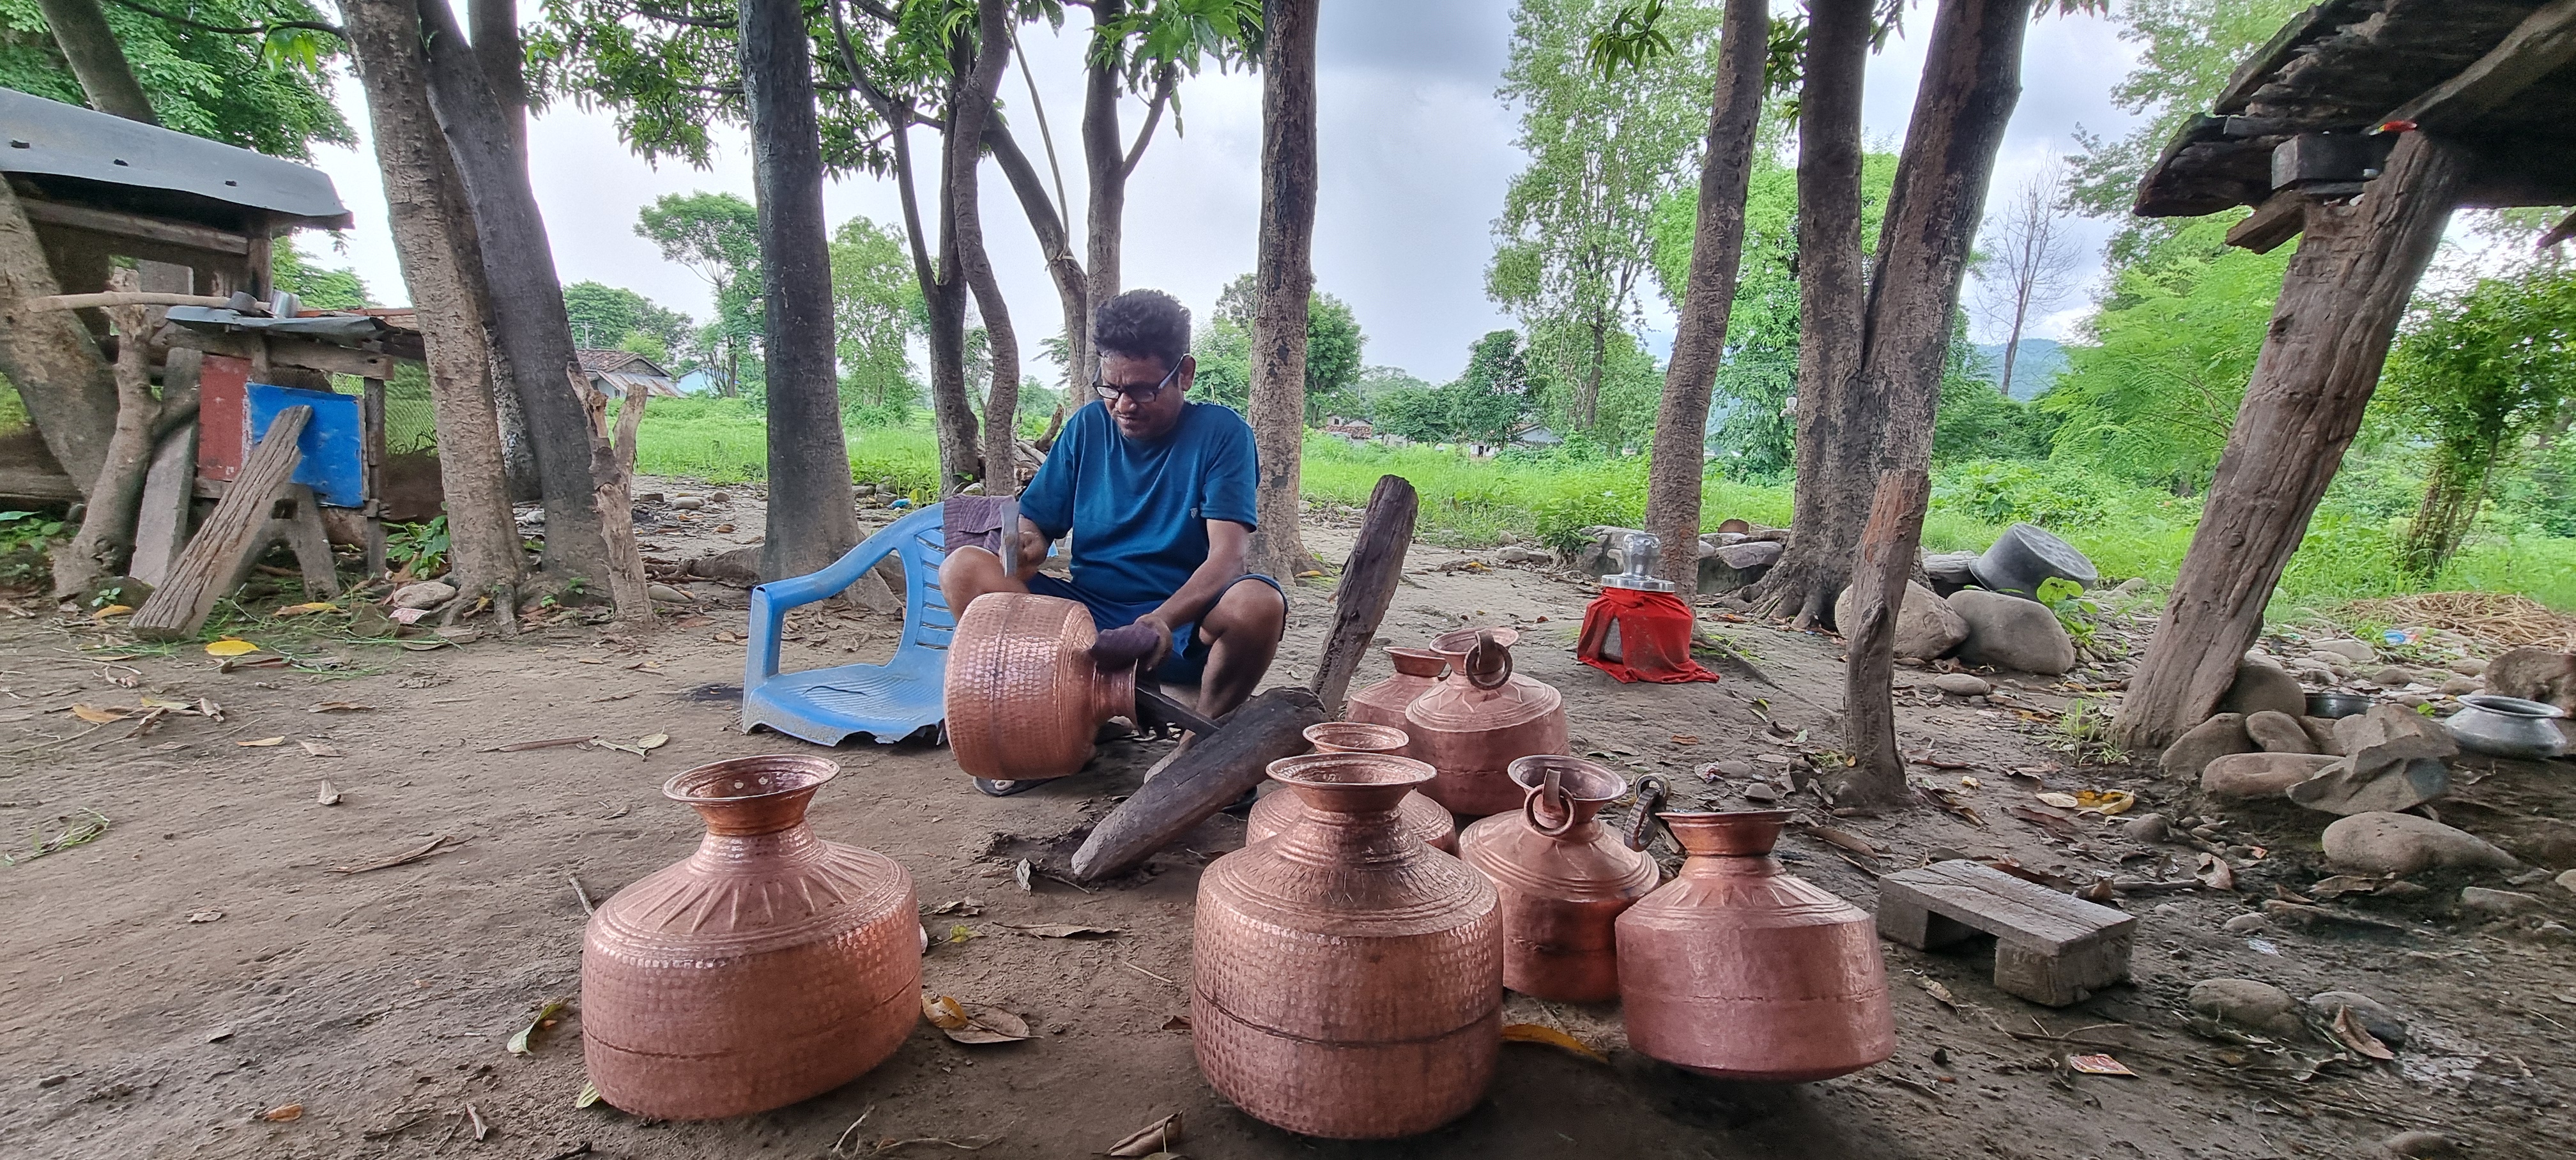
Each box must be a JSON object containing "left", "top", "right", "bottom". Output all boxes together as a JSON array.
[
  {"left": 2304, "top": 691, "right": 2372, "bottom": 719},
  {"left": 2446, "top": 694, "right": 2569, "bottom": 760}
]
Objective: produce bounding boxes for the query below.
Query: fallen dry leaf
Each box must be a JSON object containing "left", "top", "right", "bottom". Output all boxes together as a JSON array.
[
  {"left": 638, "top": 733, "right": 670, "bottom": 752},
  {"left": 2331, "top": 1006, "right": 2395, "bottom": 1062},
  {"left": 2066, "top": 1053, "right": 2135, "bottom": 1076},
  {"left": 259, "top": 1103, "right": 303, "bottom": 1122},
  {"left": 187, "top": 910, "right": 222, "bottom": 923},
  {"left": 1500, "top": 1023, "right": 1607, "bottom": 1063},
  {"left": 275, "top": 602, "right": 336, "bottom": 617},
  {"left": 389, "top": 607, "right": 429, "bottom": 625},
  {"left": 205, "top": 639, "right": 261, "bottom": 657},
  {"left": 920, "top": 993, "right": 1029, "bottom": 1044},
  {"left": 1159, "top": 1014, "right": 1191, "bottom": 1032},
  {"left": 1669, "top": 733, "right": 1700, "bottom": 745},
  {"left": 508, "top": 998, "right": 571, "bottom": 1056},
  {"left": 1105, "top": 1113, "right": 1181, "bottom": 1157},
  {"left": 140, "top": 695, "right": 192, "bottom": 711},
  {"left": 923, "top": 899, "right": 983, "bottom": 917},
  {"left": 300, "top": 740, "right": 344, "bottom": 758},
  {"left": 1014, "top": 859, "right": 1034, "bottom": 892},
  {"left": 308, "top": 702, "right": 374, "bottom": 714},
  {"left": 316, "top": 779, "right": 341, "bottom": 806},
  {"left": 238, "top": 736, "right": 286, "bottom": 747},
  {"left": 483, "top": 736, "right": 596, "bottom": 753},
  {"left": 91, "top": 604, "right": 133, "bottom": 620},
  {"left": 996, "top": 923, "right": 1120, "bottom": 939},
  {"left": 69, "top": 703, "right": 132, "bottom": 723},
  {"left": 467, "top": 1103, "right": 488, "bottom": 1141}
]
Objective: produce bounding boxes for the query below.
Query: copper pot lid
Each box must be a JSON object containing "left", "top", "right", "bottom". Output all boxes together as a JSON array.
[{"left": 1305, "top": 721, "right": 1411, "bottom": 754}]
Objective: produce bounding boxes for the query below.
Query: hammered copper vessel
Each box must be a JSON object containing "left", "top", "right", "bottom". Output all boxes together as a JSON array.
[
  {"left": 1406, "top": 628, "right": 1570, "bottom": 816},
  {"left": 945, "top": 592, "right": 1135, "bottom": 783},
  {"left": 1346, "top": 647, "right": 1448, "bottom": 730},
  {"left": 581, "top": 756, "right": 922, "bottom": 1119},
  {"left": 1194, "top": 752, "right": 1501, "bottom": 1139},
  {"left": 1245, "top": 722, "right": 1457, "bottom": 852},
  {"left": 1615, "top": 810, "right": 1895, "bottom": 1081},
  {"left": 1457, "top": 757, "right": 1663, "bottom": 1002}
]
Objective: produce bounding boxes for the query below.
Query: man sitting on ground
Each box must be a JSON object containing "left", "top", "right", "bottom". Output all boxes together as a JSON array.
[{"left": 940, "top": 289, "right": 1289, "bottom": 778}]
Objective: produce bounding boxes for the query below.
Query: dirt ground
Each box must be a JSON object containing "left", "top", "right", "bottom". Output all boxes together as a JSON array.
[{"left": 4, "top": 480, "right": 2572, "bottom": 1159}]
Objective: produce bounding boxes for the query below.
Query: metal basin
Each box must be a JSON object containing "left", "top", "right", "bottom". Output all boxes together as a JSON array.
[
  {"left": 2305, "top": 691, "right": 2372, "bottom": 719},
  {"left": 2446, "top": 694, "right": 2569, "bottom": 760}
]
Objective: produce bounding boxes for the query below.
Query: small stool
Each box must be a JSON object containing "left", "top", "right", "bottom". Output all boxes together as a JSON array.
[{"left": 1876, "top": 860, "right": 2135, "bottom": 1007}]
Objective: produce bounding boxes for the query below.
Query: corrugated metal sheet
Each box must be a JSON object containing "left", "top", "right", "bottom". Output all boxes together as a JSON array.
[{"left": 1, "top": 89, "right": 351, "bottom": 228}]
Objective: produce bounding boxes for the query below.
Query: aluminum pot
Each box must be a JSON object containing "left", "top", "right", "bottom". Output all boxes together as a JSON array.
[
  {"left": 582, "top": 756, "right": 921, "bottom": 1119},
  {"left": 1347, "top": 647, "right": 1448, "bottom": 730},
  {"left": 1616, "top": 810, "right": 1894, "bottom": 1082},
  {"left": 1406, "top": 627, "right": 1570, "bottom": 816},
  {"left": 1194, "top": 752, "right": 1501, "bottom": 1139},
  {"left": 2306, "top": 691, "right": 2373, "bottom": 719},
  {"left": 1968, "top": 522, "right": 2099, "bottom": 597},
  {"left": 1457, "top": 757, "right": 1664, "bottom": 1002},
  {"left": 2446, "top": 694, "right": 2569, "bottom": 759},
  {"left": 1246, "top": 722, "right": 1457, "bottom": 852},
  {"left": 944, "top": 592, "right": 1135, "bottom": 784}
]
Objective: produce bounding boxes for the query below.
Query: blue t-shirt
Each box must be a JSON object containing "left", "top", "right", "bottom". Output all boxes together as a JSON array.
[{"left": 1020, "top": 399, "right": 1260, "bottom": 605}]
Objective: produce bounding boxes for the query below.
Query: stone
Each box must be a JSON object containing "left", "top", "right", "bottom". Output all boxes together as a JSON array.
[
  {"left": 2285, "top": 754, "right": 2450, "bottom": 816},
  {"left": 1922, "top": 551, "right": 1979, "bottom": 594},
  {"left": 2201, "top": 752, "right": 2340, "bottom": 798},
  {"left": 2436, "top": 675, "right": 2480, "bottom": 696},
  {"left": 2485, "top": 646, "right": 2576, "bottom": 714},
  {"left": 2331, "top": 705, "right": 2458, "bottom": 765},
  {"left": 2120, "top": 813, "right": 2171, "bottom": 844},
  {"left": 709, "top": 491, "right": 732, "bottom": 503},
  {"left": 1836, "top": 581, "right": 1971, "bottom": 660},
  {"left": 2217, "top": 660, "right": 2308, "bottom": 718},
  {"left": 647, "top": 583, "right": 696, "bottom": 604},
  {"left": 2221, "top": 913, "right": 2269, "bottom": 933},
  {"left": 2161, "top": 714, "right": 2257, "bottom": 781},
  {"left": 2305, "top": 991, "right": 2407, "bottom": 1046},
  {"left": 1701, "top": 539, "right": 1784, "bottom": 593},
  {"left": 2372, "top": 666, "right": 2419, "bottom": 688},
  {"left": 2187, "top": 978, "right": 2304, "bottom": 1037},
  {"left": 1706, "top": 759, "right": 1756, "bottom": 780},
  {"left": 2322, "top": 813, "right": 2519, "bottom": 876},
  {"left": 2557, "top": 868, "right": 2576, "bottom": 894},
  {"left": 2298, "top": 715, "right": 2346, "bottom": 755},
  {"left": 855, "top": 484, "right": 877, "bottom": 496},
  {"left": 2112, "top": 576, "right": 2148, "bottom": 596},
  {"left": 2315, "top": 637, "right": 2380, "bottom": 665},
  {"left": 2378, "top": 1131, "right": 2453, "bottom": 1158},
  {"left": 2244, "top": 710, "right": 2316, "bottom": 754},
  {"left": 2458, "top": 886, "right": 2545, "bottom": 919},
  {"left": 1945, "top": 589, "right": 2076, "bottom": 675},
  {"left": 1928, "top": 673, "right": 1993, "bottom": 697},
  {"left": 670, "top": 495, "right": 707, "bottom": 510},
  {"left": 1495, "top": 546, "right": 1548, "bottom": 565},
  {"left": 2447, "top": 657, "right": 2487, "bottom": 676},
  {"left": 390, "top": 581, "right": 457, "bottom": 611}
]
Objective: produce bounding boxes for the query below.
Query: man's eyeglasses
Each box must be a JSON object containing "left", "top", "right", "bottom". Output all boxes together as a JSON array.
[{"left": 1095, "top": 358, "right": 1184, "bottom": 403}]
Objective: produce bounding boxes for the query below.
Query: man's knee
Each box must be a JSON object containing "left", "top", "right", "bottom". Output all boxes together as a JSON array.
[
  {"left": 939, "top": 546, "right": 1011, "bottom": 607},
  {"left": 1208, "top": 579, "right": 1287, "bottom": 639}
]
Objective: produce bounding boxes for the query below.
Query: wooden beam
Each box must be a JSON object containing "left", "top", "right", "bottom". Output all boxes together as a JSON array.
[
  {"left": 16, "top": 199, "right": 252, "bottom": 256},
  {"left": 132, "top": 406, "right": 310, "bottom": 641},
  {"left": 2385, "top": 0, "right": 2576, "bottom": 132},
  {"left": 19, "top": 291, "right": 234, "bottom": 312},
  {"left": 1307, "top": 474, "right": 1418, "bottom": 715},
  {"left": 2226, "top": 189, "right": 2311, "bottom": 254},
  {"left": 162, "top": 329, "right": 402, "bottom": 379},
  {"left": 2213, "top": 0, "right": 2358, "bottom": 114}
]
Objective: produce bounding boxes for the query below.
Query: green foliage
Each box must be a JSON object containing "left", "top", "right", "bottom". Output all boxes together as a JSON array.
[
  {"left": 270, "top": 238, "right": 369, "bottom": 310},
  {"left": 0, "top": 508, "right": 65, "bottom": 586},
  {"left": 385, "top": 517, "right": 449, "bottom": 579},
  {"left": 829, "top": 214, "right": 923, "bottom": 424},
  {"left": 2034, "top": 576, "right": 2099, "bottom": 646},
  {"left": 2040, "top": 213, "right": 2285, "bottom": 491},
  {"left": 1380, "top": 330, "right": 1537, "bottom": 444},
  {"left": 1188, "top": 273, "right": 1364, "bottom": 419},
  {"left": 637, "top": 191, "right": 763, "bottom": 394},
  {"left": 1933, "top": 459, "right": 2118, "bottom": 527},
  {"left": 564, "top": 281, "right": 696, "bottom": 362},
  {"left": 0, "top": 0, "right": 350, "bottom": 159}
]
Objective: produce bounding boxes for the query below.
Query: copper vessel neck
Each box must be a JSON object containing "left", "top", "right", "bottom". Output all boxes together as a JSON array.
[
  {"left": 1663, "top": 809, "right": 1791, "bottom": 858},
  {"left": 664, "top": 756, "right": 838, "bottom": 837},
  {"left": 1304, "top": 721, "right": 1410, "bottom": 755},
  {"left": 1268, "top": 752, "right": 1437, "bottom": 862},
  {"left": 1386, "top": 647, "right": 1448, "bottom": 678}
]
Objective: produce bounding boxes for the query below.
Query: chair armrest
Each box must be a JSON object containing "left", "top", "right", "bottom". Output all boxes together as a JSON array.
[{"left": 747, "top": 503, "right": 943, "bottom": 684}]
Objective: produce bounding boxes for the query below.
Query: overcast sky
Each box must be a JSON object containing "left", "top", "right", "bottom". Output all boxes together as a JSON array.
[{"left": 301, "top": 1, "right": 2145, "bottom": 384}]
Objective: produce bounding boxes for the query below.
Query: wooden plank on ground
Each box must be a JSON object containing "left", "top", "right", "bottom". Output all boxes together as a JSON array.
[
  {"left": 132, "top": 406, "right": 309, "bottom": 640},
  {"left": 1307, "top": 474, "right": 1418, "bottom": 716},
  {"left": 1878, "top": 860, "right": 2132, "bottom": 953},
  {"left": 1068, "top": 687, "right": 1328, "bottom": 883}
]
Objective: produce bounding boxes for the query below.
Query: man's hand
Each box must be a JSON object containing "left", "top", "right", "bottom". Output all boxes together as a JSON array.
[{"left": 1089, "top": 615, "right": 1172, "bottom": 672}]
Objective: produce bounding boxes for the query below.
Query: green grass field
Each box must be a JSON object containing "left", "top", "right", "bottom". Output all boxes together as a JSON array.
[{"left": 630, "top": 406, "right": 2576, "bottom": 614}]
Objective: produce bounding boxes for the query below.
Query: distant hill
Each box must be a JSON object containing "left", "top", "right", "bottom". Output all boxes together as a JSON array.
[{"left": 1968, "top": 339, "right": 2067, "bottom": 401}]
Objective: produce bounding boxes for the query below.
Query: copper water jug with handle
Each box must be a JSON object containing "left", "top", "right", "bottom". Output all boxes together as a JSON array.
[
  {"left": 1246, "top": 722, "right": 1458, "bottom": 852},
  {"left": 1193, "top": 751, "right": 1501, "bottom": 1139},
  {"left": 1405, "top": 627, "right": 1569, "bottom": 816},
  {"left": 945, "top": 592, "right": 1136, "bottom": 784},
  {"left": 1614, "top": 810, "right": 1894, "bottom": 1081},
  {"left": 1458, "top": 757, "right": 1665, "bottom": 1002}
]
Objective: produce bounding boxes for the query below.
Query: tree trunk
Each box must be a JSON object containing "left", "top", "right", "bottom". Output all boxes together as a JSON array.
[
  {"left": 741, "top": 0, "right": 860, "bottom": 580},
  {"left": 987, "top": 121, "right": 1089, "bottom": 418},
  {"left": 951, "top": 2, "right": 1021, "bottom": 498},
  {"left": 2115, "top": 133, "right": 2469, "bottom": 752},
  {"left": 1836, "top": 468, "right": 1929, "bottom": 802},
  {"left": 1579, "top": 317, "right": 1607, "bottom": 431},
  {"left": 464, "top": 0, "right": 546, "bottom": 503},
  {"left": 37, "top": 0, "right": 155, "bottom": 122},
  {"left": 415, "top": 0, "right": 612, "bottom": 586},
  {"left": 50, "top": 301, "right": 165, "bottom": 599},
  {"left": 1245, "top": 0, "right": 1322, "bottom": 581},
  {"left": 429, "top": 137, "right": 540, "bottom": 501},
  {"left": 1644, "top": 0, "right": 1768, "bottom": 588},
  {"left": 584, "top": 370, "right": 652, "bottom": 619},
  {"left": 344, "top": 0, "right": 524, "bottom": 608},
  {"left": 1082, "top": 0, "right": 1128, "bottom": 340},
  {"left": 0, "top": 181, "right": 120, "bottom": 490},
  {"left": 468, "top": 0, "right": 529, "bottom": 157}
]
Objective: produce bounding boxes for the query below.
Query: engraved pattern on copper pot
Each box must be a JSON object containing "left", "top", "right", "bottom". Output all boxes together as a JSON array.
[
  {"left": 1457, "top": 757, "right": 1662, "bottom": 1002},
  {"left": 581, "top": 756, "right": 922, "bottom": 1119},
  {"left": 1404, "top": 628, "right": 1569, "bottom": 816},
  {"left": 1193, "top": 752, "right": 1501, "bottom": 1139},
  {"left": 1246, "top": 722, "right": 1458, "bottom": 852},
  {"left": 944, "top": 592, "right": 1135, "bottom": 782},
  {"left": 1614, "top": 810, "right": 1895, "bottom": 1082}
]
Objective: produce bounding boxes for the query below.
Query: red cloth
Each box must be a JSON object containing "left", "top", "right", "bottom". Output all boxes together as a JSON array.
[{"left": 1576, "top": 586, "right": 1719, "bottom": 683}]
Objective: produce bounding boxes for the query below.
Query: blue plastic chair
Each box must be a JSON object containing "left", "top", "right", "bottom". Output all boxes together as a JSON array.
[{"left": 741, "top": 503, "right": 955, "bottom": 746}]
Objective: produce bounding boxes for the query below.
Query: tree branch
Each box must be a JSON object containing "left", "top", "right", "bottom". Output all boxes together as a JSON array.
[
  {"left": 633, "top": 1, "right": 735, "bottom": 28},
  {"left": 1120, "top": 65, "right": 1175, "bottom": 179},
  {"left": 105, "top": 0, "right": 342, "bottom": 40}
]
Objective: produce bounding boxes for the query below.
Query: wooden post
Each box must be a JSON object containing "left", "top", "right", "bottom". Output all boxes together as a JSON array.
[
  {"left": 1068, "top": 687, "right": 1328, "bottom": 883},
  {"left": 360, "top": 376, "right": 387, "bottom": 578},
  {"left": 132, "top": 406, "right": 310, "bottom": 640},
  {"left": 581, "top": 368, "right": 652, "bottom": 621},
  {"left": 1839, "top": 468, "right": 1929, "bottom": 804},
  {"left": 2114, "top": 132, "right": 2469, "bottom": 752},
  {"left": 1307, "top": 474, "right": 1418, "bottom": 715},
  {"left": 128, "top": 420, "right": 197, "bottom": 586}
]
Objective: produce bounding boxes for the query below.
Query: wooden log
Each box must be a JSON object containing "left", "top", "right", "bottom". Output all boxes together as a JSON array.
[
  {"left": 2225, "top": 188, "right": 2308, "bottom": 254},
  {"left": 275, "top": 485, "right": 342, "bottom": 600},
  {"left": 132, "top": 406, "right": 309, "bottom": 640},
  {"left": 360, "top": 377, "right": 387, "bottom": 578},
  {"left": 2114, "top": 132, "right": 2468, "bottom": 752},
  {"left": 1307, "top": 474, "right": 1418, "bottom": 716},
  {"left": 17, "top": 291, "right": 236, "bottom": 312},
  {"left": 1068, "top": 687, "right": 1328, "bottom": 883},
  {"left": 1839, "top": 468, "right": 1930, "bottom": 803},
  {"left": 583, "top": 365, "right": 652, "bottom": 621}
]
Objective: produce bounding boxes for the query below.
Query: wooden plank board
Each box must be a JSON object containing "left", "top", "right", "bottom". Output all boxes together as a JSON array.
[
  {"left": 128, "top": 420, "right": 198, "bottom": 586},
  {"left": 132, "top": 406, "right": 309, "bottom": 641},
  {"left": 2386, "top": 0, "right": 2576, "bottom": 132},
  {"left": 1307, "top": 474, "right": 1418, "bottom": 716},
  {"left": 1878, "top": 860, "right": 2133, "bottom": 953}
]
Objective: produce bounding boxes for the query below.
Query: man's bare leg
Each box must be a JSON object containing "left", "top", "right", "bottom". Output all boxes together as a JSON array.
[
  {"left": 1195, "top": 579, "right": 1287, "bottom": 721},
  {"left": 938, "top": 546, "right": 1027, "bottom": 615}
]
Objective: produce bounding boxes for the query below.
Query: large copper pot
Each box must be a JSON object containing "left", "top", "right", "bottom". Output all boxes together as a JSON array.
[
  {"left": 1346, "top": 647, "right": 1447, "bottom": 729},
  {"left": 1457, "top": 757, "right": 1664, "bottom": 1002},
  {"left": 945, "top": 592, "right": 1135, "bottom": 783},
  {"left": 581, "top": 756, "right": 921, "bottom": 1119},
  {"left": 1614, "top": 810, "right": 1894, "bottom": 1081},
  {"left": 1246, "top": 722, "right": 1458, "bottom": 851},
  {"left": 1406, "top": 627, "right": 1569, "bottom": 816},
  {"left": 1194, "top": 752, "right": 1501, "bottom": 1139}
]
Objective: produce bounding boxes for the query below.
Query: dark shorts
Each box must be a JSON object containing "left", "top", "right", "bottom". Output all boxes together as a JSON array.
[{"left": 1026, "top": 572, "right": 1284, "bottom": 685}]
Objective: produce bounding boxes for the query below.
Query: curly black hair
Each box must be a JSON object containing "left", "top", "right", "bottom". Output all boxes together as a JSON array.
[{"left": 1092, "top": 289, "right": 1192, "bottom": 374}]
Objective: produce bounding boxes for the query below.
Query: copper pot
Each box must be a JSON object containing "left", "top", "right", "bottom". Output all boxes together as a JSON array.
[
  {"left": 1406, "top": 628, "right": 1569, "bottom": 816},
  {"left": 1458, "top": 757, "right": 1664, "bottom": 1002},
  {"left": 945, "top": 592, "right": 1135, "bottom": 783},
  {"left": 581, "top": 756, "right": 922, "bottom": 1119},
  {"left": 1614, "top": 811, "right": 1894, "bottom": 1082},
  {"left": 1245, "top": 722, "right": 1457, "bottom": 852},
  {"left": 1347, "top": 647, "right": 1447, "bottom": 730},
  {"left": 1194, "top": 752, "right": 1501, "bottom": 1139}
]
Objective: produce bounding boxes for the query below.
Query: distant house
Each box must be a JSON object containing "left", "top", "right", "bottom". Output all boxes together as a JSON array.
[
  {"left": 1514, "top": 425, "right": 1563, "bottom": 447},
  {"left": 676, "top": 369, "right": 721, "bottom": 395},
  {"left": 577, "top": 349, "right": 682, "bottom": 399}
]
